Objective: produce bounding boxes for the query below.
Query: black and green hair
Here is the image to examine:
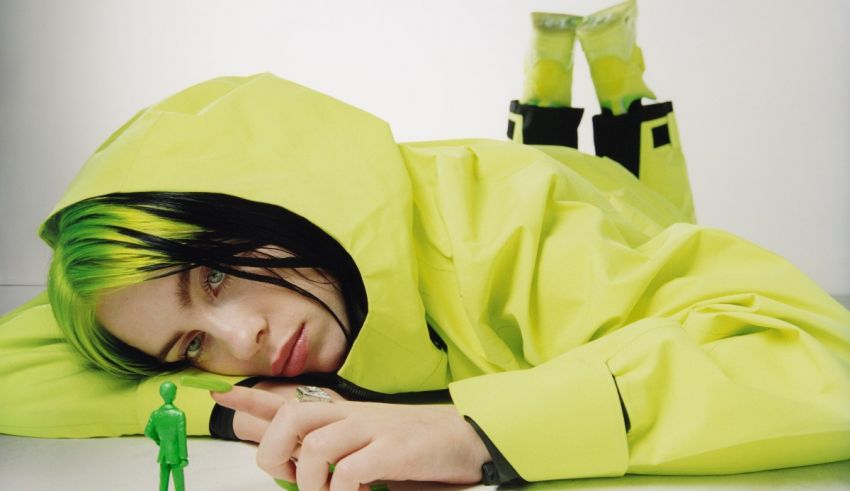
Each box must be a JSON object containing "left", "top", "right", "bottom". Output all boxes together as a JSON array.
[{"left": 47, "top": 192, "right": 367, "bottom": 379}]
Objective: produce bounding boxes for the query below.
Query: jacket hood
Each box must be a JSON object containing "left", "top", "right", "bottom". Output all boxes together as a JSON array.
[{"left": 41, "top": 73, "right": 447, "bottom": 393}]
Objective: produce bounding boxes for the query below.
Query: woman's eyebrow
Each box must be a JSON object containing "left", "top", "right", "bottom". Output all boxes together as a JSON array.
[{"left": 177, "top": 268, "right": 192, "bottom": 309}]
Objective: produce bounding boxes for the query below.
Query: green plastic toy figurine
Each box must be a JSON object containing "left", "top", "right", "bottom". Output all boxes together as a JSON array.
[{"left": 145, "top": 381, "right": 189, "bottom": 491}]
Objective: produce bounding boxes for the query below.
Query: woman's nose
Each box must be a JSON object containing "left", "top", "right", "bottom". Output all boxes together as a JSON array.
[{"left": 210, "top": 311, "right": 267, "bottom": 360}]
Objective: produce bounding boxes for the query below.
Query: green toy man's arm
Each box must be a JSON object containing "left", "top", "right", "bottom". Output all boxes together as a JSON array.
[
  {"left": 178, "top": 411, "right": 189, "bottom": 466},
  {"left": 143, "top": 414, "right": 159, "bottom": 444}
]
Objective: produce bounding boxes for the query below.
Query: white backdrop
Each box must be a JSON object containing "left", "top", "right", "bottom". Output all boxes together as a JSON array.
[{"left": 1, "top": 0, "right": 848, "bottom": 315}]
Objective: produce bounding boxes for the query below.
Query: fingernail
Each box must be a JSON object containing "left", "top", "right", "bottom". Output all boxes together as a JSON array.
[
  {"left": 274, "top": 478, "right": 299, "bottom": 490},
  {"left": 180, "top": 375, "right": 233, "bottom": 393},
  {"left": 273, "top": 472, "right": 387, "bottom": 491}
]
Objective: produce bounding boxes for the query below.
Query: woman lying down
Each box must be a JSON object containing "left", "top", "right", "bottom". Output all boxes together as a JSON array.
[{"left": 2, "top": 1, "right": 849, "bottom": 489}]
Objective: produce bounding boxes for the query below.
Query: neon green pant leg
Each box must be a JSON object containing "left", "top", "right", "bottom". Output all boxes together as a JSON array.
[{"left": 637, "top": 109, "right": 696, "bottom": 223}]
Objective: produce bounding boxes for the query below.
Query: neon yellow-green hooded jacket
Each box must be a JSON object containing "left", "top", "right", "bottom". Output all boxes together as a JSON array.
[{"left": 2, "top": 73, "right": 849, "bottom": 481}]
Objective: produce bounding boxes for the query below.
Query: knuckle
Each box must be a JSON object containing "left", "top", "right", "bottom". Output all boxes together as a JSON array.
[
  {"left": 274, "top": 403, "right": 298, "bottom": 427},
  {"left": 299, "top": 432, "right": 328, "bottom": 455},
  {"left": 255, "top": 451, "right": 275, "bottom": 473},
  {"left": 274, "top": 403, "right": 290, "bottom": 419},
  {"left": 256, "top": 454, "right": 291, "bottom": 480},
  {"left": 256, "top": 448, "right": 288, "bottom": 477},
  {"left": 330, "top": 460, "right": 358, "bottom": 482}
]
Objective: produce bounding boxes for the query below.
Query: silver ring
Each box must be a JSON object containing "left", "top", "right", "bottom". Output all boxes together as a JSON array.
[{"left": 296, "top": 385, "right": 333, "bottom": 403}]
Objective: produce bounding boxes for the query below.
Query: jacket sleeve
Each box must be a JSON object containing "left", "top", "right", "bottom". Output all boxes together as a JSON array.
[
  {"left": 448, "top": 225, "right": 850, "bottom": 482},
  {"left": 0, "top": 291, "right": 243, "bottom": 438}
]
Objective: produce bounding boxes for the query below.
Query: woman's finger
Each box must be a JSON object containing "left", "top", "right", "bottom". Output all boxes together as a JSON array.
[
  {"left": 232, "top": 410, "right": 270, "bottom": 443},
  {"left": 252, "top": 380, "right": 346, "bottom": 403},
  {"left": 256, "top": 402, "right": 346, "bottom": 481},
  {"left": 295, "top": 419, "right": 371, "bottom": 491},
  {"left": 211, "top": 385, "right": 287, "bottom": 421},
  {"left": 328, "top": 441, "right": 390, "bottom": 491}
]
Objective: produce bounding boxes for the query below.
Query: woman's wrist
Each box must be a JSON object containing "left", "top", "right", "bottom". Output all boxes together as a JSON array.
[
  {"left": 429, "top": 405, "right": 493, "bottom": 482},
  {"left": 463, "top": 416, "right": 523, "bottom": 485}
]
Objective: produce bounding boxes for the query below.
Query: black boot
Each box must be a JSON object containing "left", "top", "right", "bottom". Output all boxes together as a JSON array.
[
  {"left": 592, "top": 100, "right": 674, "bottom": 178},
  {"left": 507, "top": 100, "right": 584, "bottom": 148}
]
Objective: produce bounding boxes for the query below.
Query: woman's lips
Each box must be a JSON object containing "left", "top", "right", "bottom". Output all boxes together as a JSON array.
[
  {"left": 282, "top": 325, "right": 309, "bottom": 377},
  {"left": 272, "top": 323, "right": 307, "bottom": 377}
]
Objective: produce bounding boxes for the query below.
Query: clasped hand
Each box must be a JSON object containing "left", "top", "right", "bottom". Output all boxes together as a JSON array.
[{"left": 212, "top": 384, "right": 491, "bottom": 491}]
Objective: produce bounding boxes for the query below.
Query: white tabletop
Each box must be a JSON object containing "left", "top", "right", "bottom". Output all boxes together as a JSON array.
[{"left": 1, "top": 435, "right": 848, "bottom": 490}]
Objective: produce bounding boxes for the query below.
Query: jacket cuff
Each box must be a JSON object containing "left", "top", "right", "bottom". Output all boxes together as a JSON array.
[{"left": 449, "top": 355, "right": 629, "bottom": 481}]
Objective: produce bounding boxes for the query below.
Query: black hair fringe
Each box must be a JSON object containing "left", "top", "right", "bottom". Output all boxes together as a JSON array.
[{"left": 92, "top": 191, "right": 368, "bottom": 374}]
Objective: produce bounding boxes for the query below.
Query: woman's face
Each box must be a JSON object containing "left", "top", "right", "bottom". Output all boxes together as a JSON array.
[{"left": 95, "top": 255, "right": 350, "bottom": 377}]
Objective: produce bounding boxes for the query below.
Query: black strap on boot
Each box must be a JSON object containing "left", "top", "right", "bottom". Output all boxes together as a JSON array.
[
  {"left": 507, "top": 100, "right": 584, "bottom": 148},
  {"left": 592, "top": 100, "right": 674, "bottom": 178}
]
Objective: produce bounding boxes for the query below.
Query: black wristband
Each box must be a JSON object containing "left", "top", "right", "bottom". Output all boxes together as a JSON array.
[{"left": 464, "top": 416, "right": 524, "bottom": 486}]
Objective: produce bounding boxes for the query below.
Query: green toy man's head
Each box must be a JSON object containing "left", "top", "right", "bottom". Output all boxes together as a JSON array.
[{"left": 160, "top": 381, "right": 177, "bottom": 404}]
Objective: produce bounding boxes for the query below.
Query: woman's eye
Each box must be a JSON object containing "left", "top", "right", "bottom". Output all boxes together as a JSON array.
[
  {"left": 203, "top": 268, "right": 228, "bottom": 297},
  {"left": 184, "top": 333, "right": 204, "bottom": 360}
]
